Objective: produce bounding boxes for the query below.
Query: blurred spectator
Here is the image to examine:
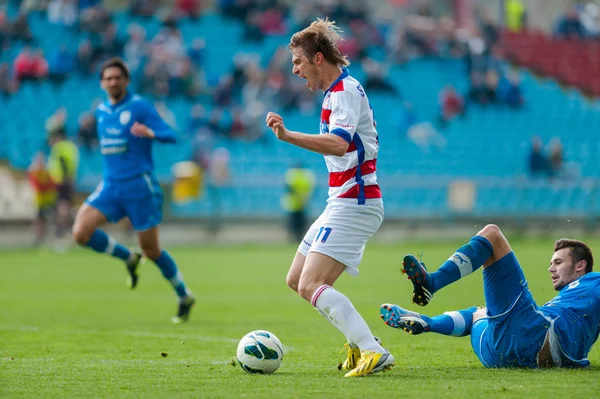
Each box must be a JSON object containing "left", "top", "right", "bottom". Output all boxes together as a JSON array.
[
  {"left": 8, "top": 12, "right": 34, "bottom": 43},
  {"left": 80, "top": 5, "right": 111, "bottom": 34},
  {"left": 581, "top": 3, "right": 600, "bottom": 38},
  {"left": 500, "top": 70, "right": 524, "bottom": 109},
  {"left": 467, "top": 71, "right": 497, "bottom": 106},
  {"left": 282, "top": 162, "right": 316, "bottom": 243},
  {"left": 549, "top": 138, "right": 564, "bottom": 177},
  {"left": 19, "top": 0, "right": 50, "bottom": 13},
  {"left": 14, "top": 47, "right": 48, "bottom": 83},
  {"left": 0, "top": 63, "right": 18, "bottom": 98},
  {"left": 123, "top": 24, "right": 148, "bottom": 75},
  {"left": 207, "top": 147, "right": 231, "bottom": 233},
  {"left": 439, "top": 85, "right": 464, "bottom": 126},
  {"left": 505, "top": 0, "right": 526, "bottom": 32},
  {"left": 229, "top": 107, "right": 247, "bottom": 139},
  {"left": 243, "top": 11, "right": 265, "bottom": 43},
  {"left": 436, "top": 17, "right": 464, "bottom": 59},
  {"left": 214, "top": 75, "right": 235, "bottom": 107},
  {"left": 554, "top": 6, "right": 587, "bottom": 39},
  {"left": 45, "top": 107, "right": 68, "bottom": 138},
  {"left": 94, "top": 23, "right": 125, "bottom": 62},
  {"left": 260, "top": 7, "right": 285, "bottom": 35},
  {"left": 171, "top": 58, "right": 202, "bottom": 99},
  {"left": 28, "top": 152, "right": 57, "bottom": 246},
  {"left": 487, "top": 46, "right": 508, "bottom": 76},
  {"left": 76, "top": 40, "right": 95, "bottom": 76},
  {"left": 528, "top": 136, "right": 552, "bottom": 178},
  {"left": 466, "top": 37, "right": 488, "bottom": 75},
  {"left": 176, "top": 0, "right": 202, "bottom": 19},
  {"left": 362, "top": 58, "right": 399, "bottom": 96},
  {"left": 48, "top": 45, "right": 74, "bottom": 85},
  {"left": 479, "top": 11, "right": 499, "bottom": 51},
  {"left": 129, "top": 0, "right": 157, "bottom": 18},
  {"left": 77, "top": 112, "right": 98, "bottom": 152},
  {"left": 188, "top": 38, "right": 206, "bottom": 69},
  {"left": 188, "top": 104, "right": 208, "bottom": 135},
  {"left": 48, "top": 0, "right": 78, "bottom": 27}
]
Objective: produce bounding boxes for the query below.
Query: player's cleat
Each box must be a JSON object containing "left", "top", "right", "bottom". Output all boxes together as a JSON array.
[
  {"left": 380, "top": 303, "right": 430, "bottom": 335},
  {"left": 402, "top": 254, "right": 433, "bottom": 306},
  {"left": 338, "top": 336, "right": 383, "bottom": 371},
  {"left": 172, "top": 295, "right": 196, "bottom": 324},
  {"left": 344, "top": 350, "right": 395, "bottom": 377},
  {"left": 339, "top": 343, "right": 361, "bottom": 371},
  {"left": 126, "top": 253, "right": 143, "bottom": 290}
]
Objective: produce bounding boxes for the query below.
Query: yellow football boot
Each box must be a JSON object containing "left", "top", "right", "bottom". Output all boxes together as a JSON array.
[{"left": 344, "top": 350, "right": 395, "bottom": 377}]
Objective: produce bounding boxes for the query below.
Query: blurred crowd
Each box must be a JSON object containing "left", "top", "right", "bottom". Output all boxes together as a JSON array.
[{"left": 1, "top": 0, "right": 597, "bottom": 185}]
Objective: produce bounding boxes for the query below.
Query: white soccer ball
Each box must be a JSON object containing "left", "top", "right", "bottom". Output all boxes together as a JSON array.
[{"left": 236, "top": 330, "right": 283, "bottom": 374}]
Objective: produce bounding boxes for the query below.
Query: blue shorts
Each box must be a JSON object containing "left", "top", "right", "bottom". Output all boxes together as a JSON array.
[
  {"left": 470, "top": 252, "right": 551, "bottom": 368},
  {"left": 86, "top": 174, "right": 163, "bottom": 231}
]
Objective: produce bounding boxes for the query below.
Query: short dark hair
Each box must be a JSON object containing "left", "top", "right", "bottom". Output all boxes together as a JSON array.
[
  {"left": 554, "top": 238, "right": 594, "bottom": 273},
  {"left": 99, "top": 57, "right": 130, "bottom": 80}
]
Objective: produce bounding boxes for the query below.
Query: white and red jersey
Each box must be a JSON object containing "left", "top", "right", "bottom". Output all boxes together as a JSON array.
[{"left": 320, "top": 69, "right": 381, "bottom": 205}]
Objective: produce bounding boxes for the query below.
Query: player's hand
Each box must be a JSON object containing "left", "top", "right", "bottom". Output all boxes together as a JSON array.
[
  {"left": 266, "top": 112, "right": 288, "bottom": 141},
  {"left": 131, "top": 122, "right": 155, "bottom": 139}
]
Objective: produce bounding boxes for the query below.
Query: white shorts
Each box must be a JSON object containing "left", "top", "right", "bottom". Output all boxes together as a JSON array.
[{"left": 298, "top": 202, "right": 384, "bottom": 275}]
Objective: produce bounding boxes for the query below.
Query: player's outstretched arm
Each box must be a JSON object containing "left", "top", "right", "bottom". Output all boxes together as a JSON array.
[{"left": 266, "top": 112, "right": 349, "bottom": 157}]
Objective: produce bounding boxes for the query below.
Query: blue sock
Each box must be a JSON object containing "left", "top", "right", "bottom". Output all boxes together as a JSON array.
[
  {"left": 154, "top": 250, "right": 190, "bottom": 299},
  {"left": 86, "top": 230, "right": 133, "bottom": 263},
  {"left": 430, "top": 236, "right": 493, "bottom": 293},
  {"left": 421, "top": 307, "right": 478, "bottom": 336}
]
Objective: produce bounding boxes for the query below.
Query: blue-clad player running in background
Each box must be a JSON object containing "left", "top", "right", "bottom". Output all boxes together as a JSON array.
[
  {"left": 381, "top": 224, "right": 599, "bottom": 368},
  {"left": 72, "top": 58, "right": 195, "bottom": 324}
]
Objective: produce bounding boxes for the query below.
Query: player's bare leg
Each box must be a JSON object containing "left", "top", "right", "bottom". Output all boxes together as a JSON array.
[
  {"left": 73, "top": 204, "right": 142, "bottom": 287},
  {"left": 285, "top": 251, "right": 306, "bottom": 293},
  {"left": 137, "top": 226, "right": 195, "bottom": 323},
  {"left": 298, "top": 252, "right": 394, "bottom": 377}
]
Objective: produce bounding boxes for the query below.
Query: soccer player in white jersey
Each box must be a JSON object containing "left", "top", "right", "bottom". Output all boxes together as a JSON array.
[{"left": 266, "top": 18, "right": 394, "bottom": 377}]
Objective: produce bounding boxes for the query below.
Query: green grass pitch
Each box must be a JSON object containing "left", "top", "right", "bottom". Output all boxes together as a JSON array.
[{"left": 1, "top": 238, "right": 600, "bottom": 398}]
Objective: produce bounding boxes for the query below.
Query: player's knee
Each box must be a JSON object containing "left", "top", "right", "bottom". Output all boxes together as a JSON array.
[
  {"left": 478, "top": 224, "right": 501, "bottom": 242},
  {"left": 141, "top": 246, "right": 161, "bottom": 260},
  {"left": 286, "top": 274, "right": 299, "bottom": 293},
  {"left": 72, "top": 224, "right": 91, "bottom": 245},
  {"left": 297, "top": 281, "right": 319, "bottom": 302}
]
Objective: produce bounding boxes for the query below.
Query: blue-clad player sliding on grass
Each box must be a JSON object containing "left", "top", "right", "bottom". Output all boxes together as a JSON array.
[
  {"left": 72, "top": 58, "right": 195, "bottom": 324},
  {"left": 381, "top": 224, "right": 600, "bottom": 368}
]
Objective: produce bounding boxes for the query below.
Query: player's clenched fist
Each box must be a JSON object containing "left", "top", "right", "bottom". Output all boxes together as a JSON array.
[
  {"left": 131, "top": 122, "right": 156, "bottom": 139},
  {"left": 266, "top": 112, "right": 288, "bottom": 141}
]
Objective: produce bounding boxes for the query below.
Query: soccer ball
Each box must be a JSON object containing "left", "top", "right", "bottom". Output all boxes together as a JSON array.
[{"left": 236, "top": 330, "right": 283, "bottom": 374}]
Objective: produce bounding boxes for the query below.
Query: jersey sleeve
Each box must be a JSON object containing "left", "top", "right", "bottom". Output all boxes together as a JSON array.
[
  {"left": 328, "top": 90, "right": 360, "bottom": 144},
  {"left": 139, "top": 100, "right": 176, "bottom": 143}
]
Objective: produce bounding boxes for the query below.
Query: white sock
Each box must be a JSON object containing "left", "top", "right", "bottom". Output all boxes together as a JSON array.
[{"left": 311, "top": 285, "right": 383, "bottom": 353}]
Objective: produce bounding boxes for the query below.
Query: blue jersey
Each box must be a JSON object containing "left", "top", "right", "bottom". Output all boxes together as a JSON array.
[
  {"left": 540, "top": 272, "right": 600, "bottom": 367},
  {"left": 96, "top": 92, "right": 175, "bottom": 182}
]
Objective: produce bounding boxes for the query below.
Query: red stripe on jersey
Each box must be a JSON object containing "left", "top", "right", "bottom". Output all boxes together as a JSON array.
[
  {"left": 329, "top": 159, "right": 377, "bottom": 187},
  {"left": 338, "top": 184, "right": 382, "bottom": 199},
  {"left": 330, "top": 80, "right": 344, "bottom": 93},
  {"left": 321, "top": 108, "right": 332, "bottom": 124},
  {"left": 346, "top": 141, "right": 356, "bottom": 153}
]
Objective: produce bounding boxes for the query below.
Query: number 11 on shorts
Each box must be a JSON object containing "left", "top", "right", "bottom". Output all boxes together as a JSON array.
[{"left": 315, "top": 227, "right": 332, "bottom": 243}]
